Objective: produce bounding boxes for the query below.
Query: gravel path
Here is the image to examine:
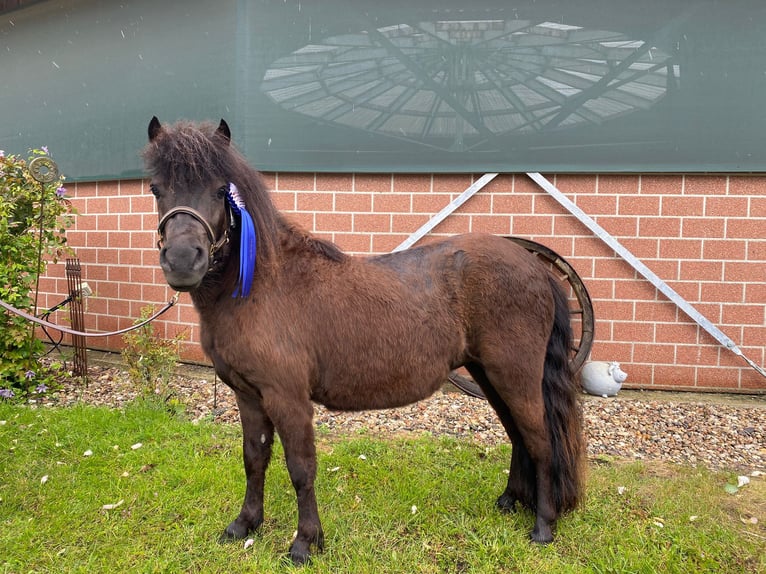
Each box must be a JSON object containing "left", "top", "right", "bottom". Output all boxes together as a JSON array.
[{"left": 40, "top": 359, "right": 766, "bottom": 473}]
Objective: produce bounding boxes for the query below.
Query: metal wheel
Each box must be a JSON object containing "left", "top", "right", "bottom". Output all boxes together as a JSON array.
[{"left": 448, "top": 236, "right": 594, "bottom": 400}]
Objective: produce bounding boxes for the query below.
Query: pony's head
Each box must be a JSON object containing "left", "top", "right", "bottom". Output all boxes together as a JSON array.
[{"left": 143, "top": 117, "right": 234, "bottom": 291}]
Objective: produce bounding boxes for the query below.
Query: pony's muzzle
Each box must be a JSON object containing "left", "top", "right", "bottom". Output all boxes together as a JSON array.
[{"left": 159, "top": 243, "right": 209, "bottom": 291}]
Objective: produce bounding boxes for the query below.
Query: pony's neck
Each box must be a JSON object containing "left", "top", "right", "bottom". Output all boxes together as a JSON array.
[{"left": 277, "top": 217, "right": 347, "bottom": 263}]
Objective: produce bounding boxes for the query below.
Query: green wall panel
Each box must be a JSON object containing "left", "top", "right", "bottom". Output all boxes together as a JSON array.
[{"left": 2, "top": 0, "right": 765, "bottom": 179}]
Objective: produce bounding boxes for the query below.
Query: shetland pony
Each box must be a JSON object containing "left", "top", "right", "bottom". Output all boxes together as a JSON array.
[{"left": 143, "top": 117, "right": 584, "bottom": 564}]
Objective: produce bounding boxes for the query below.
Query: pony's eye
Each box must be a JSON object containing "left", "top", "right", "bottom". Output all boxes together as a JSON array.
[
  {"left": 149, "top": 184, "right": 161, "bottom": 197},
  {"left": 217, "top": 185, "right": 229, "bottom": 199}
]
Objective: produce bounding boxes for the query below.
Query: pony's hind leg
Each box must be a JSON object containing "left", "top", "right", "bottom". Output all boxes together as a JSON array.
[
  {"left": 466, "top": 363, "right": 536, "bottom": 513},
  {"left": 469, "top": 360, "right": 559, "bottom": 544},
  {"left": 221, "top": 392, "right": 275, "bottom": 541}
]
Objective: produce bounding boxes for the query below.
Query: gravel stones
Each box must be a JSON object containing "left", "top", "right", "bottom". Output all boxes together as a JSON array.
[{"left": 42, "top": 362, "right": 766, "bottom": 473}]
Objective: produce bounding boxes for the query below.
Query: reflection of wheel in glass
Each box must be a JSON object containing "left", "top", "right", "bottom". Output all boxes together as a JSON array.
[
  {"left": 448, "top": 236, "right": 594, "bottom": 399},
  {"left": 262, "top": 20, "right": 678, "bottom": 151}
]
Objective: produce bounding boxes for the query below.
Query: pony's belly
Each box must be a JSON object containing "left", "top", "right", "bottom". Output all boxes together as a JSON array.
[{"left": 312, "top": 371, "right": 446, "bottom": 412}]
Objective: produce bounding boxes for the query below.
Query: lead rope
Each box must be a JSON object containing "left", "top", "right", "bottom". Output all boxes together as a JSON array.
[{"left": 0, "top": 292, "right": 179, "bottom": 338}]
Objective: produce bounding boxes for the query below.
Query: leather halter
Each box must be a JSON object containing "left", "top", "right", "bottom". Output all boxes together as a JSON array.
[{"left": 157, "top": 203, "right": 232, "bottom": 268}]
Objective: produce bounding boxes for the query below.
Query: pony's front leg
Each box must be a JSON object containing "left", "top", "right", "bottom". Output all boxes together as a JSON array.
[
  {"left": 220, "top": 392, "right": 275, "bottom": 541},
  {"left": 266, "top": 395, "right": 323, "bottom": 565}
]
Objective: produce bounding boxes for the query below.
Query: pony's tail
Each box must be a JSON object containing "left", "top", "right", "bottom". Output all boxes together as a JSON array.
[{"left": 542, "top": 273, "right": 585, "bottom": 514}]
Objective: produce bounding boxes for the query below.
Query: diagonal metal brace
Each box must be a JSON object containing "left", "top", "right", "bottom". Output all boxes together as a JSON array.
[{"left": 526, "top": 171, "right": 766, "bottom": 379}]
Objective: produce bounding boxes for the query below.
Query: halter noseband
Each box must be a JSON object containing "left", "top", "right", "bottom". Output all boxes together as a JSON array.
[
  {"left": 155, "top": 182, "right": 255, "bottom": 299},
  {"left": 156, "top": 203, "right": 232, "bottom": 268}
]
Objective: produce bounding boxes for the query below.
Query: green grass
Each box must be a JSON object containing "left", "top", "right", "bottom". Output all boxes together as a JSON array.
[{"left": 1, "top": 402, "right": 763, "bottom": 573}]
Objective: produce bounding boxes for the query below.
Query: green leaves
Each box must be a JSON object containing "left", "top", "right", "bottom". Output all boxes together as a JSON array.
[{"left": 0, "top": 149, "right": 76, "bottom": 398}]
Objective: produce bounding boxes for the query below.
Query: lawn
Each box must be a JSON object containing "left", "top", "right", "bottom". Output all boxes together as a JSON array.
[{"left": 0, "top": 402, "right": 763, "bottom": 573}]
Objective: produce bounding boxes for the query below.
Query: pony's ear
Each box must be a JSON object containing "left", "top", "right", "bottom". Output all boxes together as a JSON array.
[
  {"left": 148, "top": 116, "right": 162, "bottom": 142},
  {"left": 216, "top": 119, "right": 231, "bottom": 144}
]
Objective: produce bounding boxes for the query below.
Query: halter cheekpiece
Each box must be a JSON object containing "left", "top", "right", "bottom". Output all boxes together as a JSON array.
[{"left": 157, "top": 182, "right": 256, "bottom": 298}]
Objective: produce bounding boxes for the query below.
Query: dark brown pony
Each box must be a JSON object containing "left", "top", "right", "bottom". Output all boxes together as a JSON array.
[{"left": 143, "top": 117, "right": 585, "bottom": 565}]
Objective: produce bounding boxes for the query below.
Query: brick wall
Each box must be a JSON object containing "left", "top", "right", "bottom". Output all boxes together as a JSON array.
[{"left": 37, "top": 173, "right": 766, "bottom": 393}]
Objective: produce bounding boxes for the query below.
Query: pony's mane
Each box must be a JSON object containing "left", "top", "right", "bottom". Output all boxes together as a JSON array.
[{"left": 142, "top": 120, "right": 346, "bottom": 272}]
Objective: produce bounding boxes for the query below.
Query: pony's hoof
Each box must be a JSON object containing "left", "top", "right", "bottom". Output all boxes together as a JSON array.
[
  {"left": 529, "top": 526, "right": 554, "bottom": 545},
  {"left": 219, "top": 517, "right": 261, "bottom": 542},
  {"left": 495, "top": 493, "right": 518, "bottom": 513},
  {"left": 288, "top": 542, "right": 312, "bottom": 566}
]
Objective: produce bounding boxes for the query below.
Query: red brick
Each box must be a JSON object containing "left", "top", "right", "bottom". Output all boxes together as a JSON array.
[
  {"left": 98, "top": 214, "right": 119, "bottom": 232},
  {"left": 393, "top": 174, "right": 431, "bottom": 193},
  {"left": 553, "top": 214, "right": 589, "bottom": 236},
  {"left": 639, "top": 216, "right": 681, "bottom": 237},
  {"left": 618, "top": 237, "right": 659, "bottom": 259},
  {"left": 653, "top": 365, "right": 697, "bottom": 388},
  {"left": 372, "top": 233, "right": 408, "bottom": 253},
  {"left": 744, "top": 283, "right": 766, "bottom": 305},
  {"left": 740, "top": 368, "right": 766, "bottom": 391},
  {"left": 748, "top": 241, "right": 766, "bottom": 261},
  {"left": 633, "top": 342, "right": 675, "bottom": 364},
  {"left": 724, "top": 261, "right": 765, "bottom": 282},
  {"left": 491, "top": 193, "right": 533, "bottom": 215},
  {"left": 613, "top": 279, "right": 657, "bottom": 301},
  {"left": 131, "top": 195, "right": 155, "bottom": 213},
  {"left": 271, "top": 191, "right": 296, "bottom": 211},
  {"left": 459, "top": 192, "right": 492, "bottom": 213},
  {"left": 432, "top": 174, "right": 473, "bottom": 192},
  {"left": 722, "top": 304, "right": 764, "bottom": 326},
  {"left": 277, "top": 173, "right": 315, "bottom": 191},
  {"left": 588, "top": 341, "right": 633, "bottom": 362},
  {"left": 373, "top": 193, "right": 411, "bottom": 213},
  {"left": 296, "top": 192, "right": 334, "bottom": 212},
  {"left": 334, "top": 233, "right": 372, "bottom": 253},
  {"left": 482, "top": 174, "right": 513, "bottom": 193},
  {"left": 316, "top": 173, "right": 353, "bottom": 192},
  {"left": 576, "top": 194, "right": 617, "bottom": 216},
  {"left": 513, "top": 215, "right": 554, "bottom": 236},
  {"left": 697, "top": 367, "right": 740, "bottom": 390},
  {"left": 74, "top": 182, "right": 99, "bottom": 197},
  {"left": 751, "top": 197, "right": 766, "bottom": 218},
  {"left": 354, "top": 213, "right": 391, "bottom": 233},
  {"left": 634, "top": 301, "right": 678, "bottom": 323},
  {"left": 705, "top": 196, "right": 749, "bottom": 217},
  {"left": 727, "top": 218, "right": 764, "bottom": 240},
  {"left": 354, "top": 174, "right": 392, "bottom": 193},
  {"left": 684, "top": 175, "right": 727, "bottom": 195},
  {"left": 533, "top": 192, "right": 570, "bottom": 215},
  {"left": 594, "top": 215, "right": 639, "bottom": 236},
  {"left": 432, "top": 214, "right": 470, "bottom": 234},
  {"left": 702, "top": 239, "right": 746, "bottom": 261},
  {"left": 336, "top": 192, "right": 372, "bottom": 213},
  {"left": 661, "top": 195, "right": 704, "bottom": 216},
  {"left": 598, "top": 174, "right": 639, "bottom": 194},
  {"left": 729, "top": 175, "right": 766, "bottom": 196},
  {"left": 471, "top": 215, "right": 511, "bottom": 235},
  {"left": 315, "top": 212, "right": 352, "bottom": 232},
  {"left": 98, "top": 181, "right": 120, "bottom": 196},
  {"left": 680, "top": 260, "right": 722, "bottom": 281},
  {"left": 675, "top": 344, "right": 720, "bottom": 367},
  {"left": 553, "top": 174, "right": 597, "bottom": 194},
  {"left": 640, "top": 175, "right": 682, "bottom": 195},
  {"left": 107, "top": 232, "right": 130, "bottom": 249},
  {"left": 655, "top": 321, "right": 698, "bottom": 344},
  {"left": 412, "top": 193, "right": 454, "bottom": 214},
  {"left": 85, "top": 197, "right": 108, "bottom": 215},
  {"left": 618, "top": 195, "right": 660, "bottom": 216},
  {"left": 700, "top": 281, "right": 744, "bottom": 303},
  {"left": 682, "top": 217, "right": 731, "bottom": 239},
  {"left": 623, "top": 363, "right": 652, "bottom": 387},
  {"left": 659, "top": 238, "right": 702, "bottom": 259},
  {"left": 596, "top": 300, "right": 634, "bottom": 321},
  {"left": 610, "top": 320, "right": 654, "bottom": 343},
  {"left": 391, "top": 214, "right": 429, "bottom": 234}
]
